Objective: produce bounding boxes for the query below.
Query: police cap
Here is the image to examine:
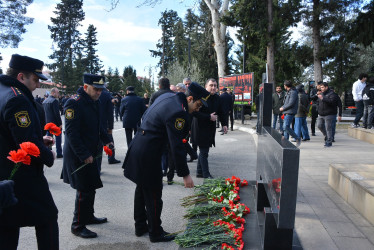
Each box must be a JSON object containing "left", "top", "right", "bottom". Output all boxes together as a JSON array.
[
  {"left": 188, "top": 82, "right": 210, "bottom": 107},
  {"left": 126, "top": 86, "right": 135, "bottom": 91},
  {"left": 9, "top": 54, "right": 48, "bottom": 81},
  {"left": 83, "top": 73, "right": 106, "bottom": 89}
]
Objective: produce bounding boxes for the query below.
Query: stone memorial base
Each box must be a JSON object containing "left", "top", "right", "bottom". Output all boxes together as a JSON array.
[
  {"left": 328, "top": 164, "right": 374, "bottom": 226},
  {"left": 348, "top": 127, "right": 374, "bottom": 144}
]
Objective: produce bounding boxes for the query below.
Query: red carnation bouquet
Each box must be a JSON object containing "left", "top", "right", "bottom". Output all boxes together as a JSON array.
[
  {"left": 71, "top": 145, "right": 113, "bottom": 175},
  {"left": 44, "top": 123, "right": 62, "bottom": 136},
  {"left": 7, "top": 142, "right": 40, "bottom": 180}
]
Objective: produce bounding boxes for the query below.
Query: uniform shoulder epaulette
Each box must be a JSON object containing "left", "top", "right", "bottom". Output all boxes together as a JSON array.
[
  {"left": 72, "top": 95, "right": 81, "bottom": 101},
  {"left": 10, "top": 87, "right": 23, "bottom": 97}
]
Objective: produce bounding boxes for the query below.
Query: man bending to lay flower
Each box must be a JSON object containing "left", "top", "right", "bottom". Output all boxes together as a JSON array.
[
  {"left": 123, "top": 80, "right": 210, "bottom": 242},
  {"left": 0, "top": 54, "right": 58, "bottom": 249}
]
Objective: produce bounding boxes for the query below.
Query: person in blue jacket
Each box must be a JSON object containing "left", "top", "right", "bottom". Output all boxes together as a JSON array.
[
  {"left": 62, "top": 73, "right": 113, "bottom": 239},
  {"left": 123, "top": 81, "right": 209, "bottom": 243}
]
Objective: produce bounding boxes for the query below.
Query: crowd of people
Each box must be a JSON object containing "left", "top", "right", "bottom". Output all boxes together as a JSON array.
[{"left": 0, "top": 54, "right": 238, "bottom": 248}]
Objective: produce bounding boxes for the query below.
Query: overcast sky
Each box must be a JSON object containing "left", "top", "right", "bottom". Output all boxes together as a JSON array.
[{"left": 0, "top": 0, "right": 205, "bottom": 80}]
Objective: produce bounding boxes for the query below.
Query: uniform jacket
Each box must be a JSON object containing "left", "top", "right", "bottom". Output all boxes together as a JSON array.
[
  {"left": 282, "top": 88, "right": 298, "bottom": 115},
  {"left": 99, "top": 89, "right": 114, "bottom": 130},
  {"left": 62, "top": 87, "right": 111, "bottom": 191},
  {"left": 123, "top": 92, "right": 190, "bottom": 187},
  {"left": 317, "top": 88, "right": 339, "bottom": 116},
  {"left": 272, "top": 91, "right": 285, "bottom": 114},
  {"left": 120, "top": 93, "right": 146, "bottom": 129},
  {"left": 0, "top": 75, "right": 57, "bottom": 227},
  {"left": 191, "top": 94, "right": 225, "bottom": 148},
  {"left": 42, "top": 95, "right": 62, "bottom": 127},
  {"left": 295, "top": 93, "right": 310, "bottom": 118}
]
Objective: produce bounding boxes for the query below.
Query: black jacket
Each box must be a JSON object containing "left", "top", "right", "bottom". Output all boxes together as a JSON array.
[
  {"left": 120, "top": 93, "right": 146, "bottom": 128},
  {"left": 272, "top": 91, "right": 285, "bottom": 115},
  {"left": 317, "top": 88, "right": 340, "bottom": 116},
  {"left": 149, "top": 88, "right": 173, "bottom": 106},
  {"left": 99, "top": 89, "right": 114, "bottom": 130},
  {"left": 62, "top": 87, "right": 111, "bottom": 191},
  {"left": 123, "top": 92, "right": 190, "bottom": 187},
  {"left": 0, "top": 75, "right": 57, "bottom": 227},
  {"left": 219, "top": 92, "right": 233, "bottom": 115},
  {"left": 42, "top": 95, "right": 62, "bottom": 127},
  {"left": 191, "top": 94, "right": 226, "bottom": 148}
]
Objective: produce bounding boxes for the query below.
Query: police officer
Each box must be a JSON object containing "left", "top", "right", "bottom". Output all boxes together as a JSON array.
[
  {"left": 123, "top": 81, "right": 209, "bottom": 242},
  {"left": 43, "top": 87, "right": 63, "bottom": 158},
  {"left": 0, "top": 54, "right": 59, "bottom": 249},
  {"left": 62, "top": 73, "right": 113, "bottom": 238}
]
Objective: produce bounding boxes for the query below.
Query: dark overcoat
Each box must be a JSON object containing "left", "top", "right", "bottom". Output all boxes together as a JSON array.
[
  {"left": 0, "top": 75, "right": 57, "bottom": 227},
  {"left": 120, "top": 93, "right": 146, "bottom": 129},
  {"left": 62, "top": 87, "right": 111, "bottom": 192},
  {"left": 99, "top": 89, "right": 114, "bottom": 130},
  {"left": 123, "top": 92, "right": 190, "bottom": 187},
  {"left": 191, "top": 94, "right": 225, "bottom": 148},
  {"left": 42, "top": 95, "right": 62, "bottom": 127}
]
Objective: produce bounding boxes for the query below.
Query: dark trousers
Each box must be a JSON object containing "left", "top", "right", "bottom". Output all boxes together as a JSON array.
[
  {"left": 354, "top": 100, "right": 364, "bottom": 125},
  {"left": 185, "top": 142, "right": 197, "bottom": 158},
  {"left": 197, "top": 147, "right": 211, "bottom": 177},
  {"left": 107, "top": 134, "right": 117, "bottom": 163},
  {"left": 363, "top": 104, "right": 374, "bottom": 128},
  {"left": 161, "top": 149, "right": 168, "bottom": 173},
  {"left": 311, "top": 105, "right": 318, "bottom": 134},
  {"left": 0, "top": 220, "right": 59, "bottom": 250},
  {"left": 317, "top": 114, "right": 335, "bottom": 145},
  {"left": 229, "top": 110, "right": 234, "bottom": 130},
  {"left": 134, "top": 181, "right": 163, "bottom": 238},
  {"left": 47, "top": 131, "right": 62, "bottom": 156},
  {"left": 72, "top": 190, "right": 96, "bottom": 229},
  {"left": 125, "top": 127, "right": 137, "bottom": 147},
  {"left": 166, "top": 147, "right": 175, "bottom": 181},
  {"left": 114, "top": 106, "right": 121, "bottom": 121}
]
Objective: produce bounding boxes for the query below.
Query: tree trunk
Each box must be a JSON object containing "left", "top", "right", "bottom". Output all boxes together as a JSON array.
[
  {"left": 204, "top": 0, "right": 229, "bottom": 78},
  {"left": 267, "top": 0, "right": 275, "bottom": 84},
  {"left": 313, "top": 0, "right": 323, "bottom": 83}
]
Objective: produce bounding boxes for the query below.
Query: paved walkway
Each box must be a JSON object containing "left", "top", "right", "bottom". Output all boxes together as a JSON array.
[{"left": 234, "top": 118, "right": 374, "bottom": 250}]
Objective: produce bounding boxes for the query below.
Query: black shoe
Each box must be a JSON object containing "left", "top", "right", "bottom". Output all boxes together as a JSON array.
[
  {"left": 312, "top": 133, "right": 316, "bottom": 136},
  {"left": 196, "top": 173, "right": 203, "bottom": 178},
  {"left": 135, "top": 227, "right": 148, "bottom": 237},
  {"left": 108, "top": 159, "right": 121, "bottom": 164},
  {"left": 218, "top": 129, "right": 223, "bottom": 132},
  {"left": 57, "top": 155, "right": 63, "bottom": 158},
  {"left": 167, "top": 180, "right": 174, "bottom": 185},
  {"left": 204, "top": 175, "right": 214, "bottom": 179},
  {"left": 150, "top": 231, "right": 175, "bottom": 243},
  {"left": 324, "top": 143, "right": 332, "bottom": 148},
  {"left": 163, "top": 171, "right": 167, "bottom": 177},
  {"left": 71, "top": 226, "right": 97, "bottom": 238},
  {"left": 188, "top": 154, "right": 198, "bottom": 162},
  {"left": 302, "top": 138, "right": 310, "bottom": 141},
  {"left": 86, "top": 216, "right": 108, "bottom": 225}
]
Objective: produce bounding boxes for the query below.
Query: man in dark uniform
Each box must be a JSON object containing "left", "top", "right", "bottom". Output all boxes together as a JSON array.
[
  {"left": 62, "top": 73, "right": 113, "bottom": 238},
  {"left": 191, "top": 78, "right": 227, "bottom": 179},
  {"left": 99, "top": 87, "right": 120, "bottom": 166},
  {"left": 227, "top": 88, "right": 235, "bottom": 131},
  {"left": 123, "top": 81, "right": 209, "bottom": 242},
  {"left": 120, "top": 86, "right": 146, "bottom": 146},
  {"left": 0, "top": 54, "right": 59, "bottom": 249},
  {"left": 43, "top": 87, "right": 63, "bottom": 158}
]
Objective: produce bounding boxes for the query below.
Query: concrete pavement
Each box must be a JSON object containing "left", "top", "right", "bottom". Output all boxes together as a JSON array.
[{"left": 15, "top": 115, "right": 374, "bottom": 249}]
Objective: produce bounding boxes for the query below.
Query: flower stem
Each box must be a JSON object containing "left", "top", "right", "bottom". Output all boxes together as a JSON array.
[
  {"left": 8, "top": 163, "right": 21, "bottom": 180},
  {"left": 71, "top": 153, "right": 103, "bottom": 175}
]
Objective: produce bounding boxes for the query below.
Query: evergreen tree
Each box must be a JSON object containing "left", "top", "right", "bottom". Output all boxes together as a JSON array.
[
  {"left": 0, "top": 0, "right": 33, "bottom": 48},
  {"left": 150, "top": 9, "right": 181, "bottom": 77},
  {"left": 48, "top": 0, "right": 85, "bottom": 91},
  {"left": 83, "top": 24, "right": 102, "bottom": 74}
]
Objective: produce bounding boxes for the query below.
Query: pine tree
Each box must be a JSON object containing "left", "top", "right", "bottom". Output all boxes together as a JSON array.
[
  {"left": 83, "top": 24, "right": 102, "bottom": 74},
  {"left": 48, "top": 0, "right": 85, "bottom": 90}
]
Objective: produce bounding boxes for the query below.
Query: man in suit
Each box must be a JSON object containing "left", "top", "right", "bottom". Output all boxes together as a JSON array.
[
  {"left": 218, "top": 87, "right": 233, "bottom": 135},
  {"left": 123, "top": 81, "right": 209, "bottom": 243},
  {"left": 120, "top": 86, "right": 146, "bottom": 146},
  {"left": 43, "top": 87, "right": 63, "bottom": 158}
]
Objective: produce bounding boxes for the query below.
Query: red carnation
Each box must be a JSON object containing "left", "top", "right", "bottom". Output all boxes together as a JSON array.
[
  {"left": 44, "top": 122, "right": 62, "bottom": 136},
  {"left": 182, "top": 139, "right": 187, "bottom": 143},
  {"left": 19, "top": 142, "right": 40, "bottom": 157},
  {"left": 7, "top": 149, "right": 31, "bottom": 165},
  {"left": 103, "top": 146, "right": 113, "bottom": 156}
]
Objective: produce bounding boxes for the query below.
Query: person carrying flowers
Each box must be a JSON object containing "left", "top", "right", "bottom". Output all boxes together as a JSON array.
[{"left": 0, "top": 54, "right": 58, "bottom": 249}]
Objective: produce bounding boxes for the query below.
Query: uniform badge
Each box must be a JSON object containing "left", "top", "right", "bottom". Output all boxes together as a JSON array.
[
  {"left": 175, "top": 118, "right": 185, "bottom": 130},
  {"left": 65, "top": 109, "right": 74, "bottom": 120},
  {"left": 15, "top": 111, "right": 31, "bottom": 128}
]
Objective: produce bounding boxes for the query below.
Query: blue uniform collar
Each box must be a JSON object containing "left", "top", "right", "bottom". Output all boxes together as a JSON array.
[{"left": 0, "top": 74, "right": 35, "bottom": 103}]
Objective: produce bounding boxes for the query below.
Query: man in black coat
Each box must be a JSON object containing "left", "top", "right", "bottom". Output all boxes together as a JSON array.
[
  {"left": 317, "top": 82, "right": 340, "bottom": 147},
  {"left": 219, "top": 87, "right": 233, "bottom": 134},
  {"left": 149, "top": 78, "right": 173, "bottom": 106},
  {"left": 0, "top": 54, "right": 58, "bottom": 249},
  {"left": 62, "top": 74, "right": 113, "bottom": 238},
  {"left": 228, "top": 88, "right": 235, "bottom": 131},
  {"left": 43, "top": 87, "right": 63, "bottom": 158},
  {"left": 191, "top": 78, "right": 227, "bottom": 179},
  {"left": 272, "top": 85, "right": 285, "bottom": 133},
  {"left": 120, "top": 86, "right": 146, "bottom": 146},
  {"left": 123, "top": 82, "right": 209, "bottom": 243}
]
